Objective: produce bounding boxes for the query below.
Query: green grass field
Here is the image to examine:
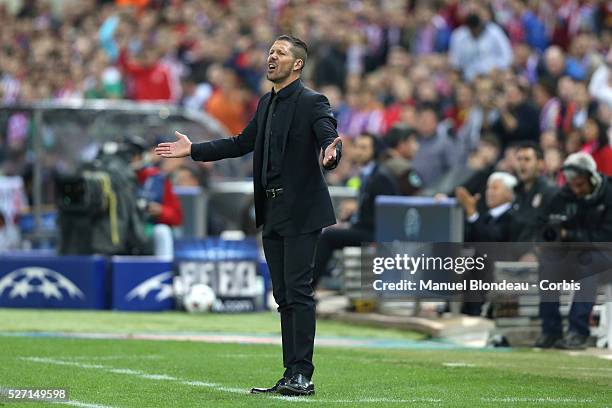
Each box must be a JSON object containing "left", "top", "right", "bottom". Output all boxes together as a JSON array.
[{"left": 0, "top": 309, "right": 610, "bottom": 408}]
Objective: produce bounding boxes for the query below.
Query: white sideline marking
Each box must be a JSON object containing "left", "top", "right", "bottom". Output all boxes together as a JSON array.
[
  {"left": 0, "top": 385, "right": 118, "bottom": 408},
  {"left": 558, "top": 366, "right": 612, "bottom": 372},
  {"left": 21, "top": 357, "right": 443, "bottom": 404},
  {"left": 69, "top": 355, "right": 162, "bottom": 361},
  {"left": 54, "top": 401, "right": 119, "bottom": 408},
  {"left": 442, "top": 362, "right": 476, "bottom": 368},
  {"left": 483, "top": 397, "right": 595, "bottom": 403}
]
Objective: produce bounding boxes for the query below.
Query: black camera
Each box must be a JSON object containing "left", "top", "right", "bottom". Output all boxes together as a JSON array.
[{"left": 541, "top": 214, "right": 571, "bottom": 242}]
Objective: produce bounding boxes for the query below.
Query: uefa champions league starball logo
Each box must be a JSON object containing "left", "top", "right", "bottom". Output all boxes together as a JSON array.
[
  {"left": 125, "top": 271, "right": 174, "bottom": 302},
  {"left": 404, "top": 208, "right": 421, "bottom": 240},
  {"left": 0, "top": 267, "right": 85, "bottom": 300}
]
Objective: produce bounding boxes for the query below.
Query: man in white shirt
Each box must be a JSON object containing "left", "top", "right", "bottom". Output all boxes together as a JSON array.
[{"left": 449, "top": 8, "right": 513, "bottom": 81}]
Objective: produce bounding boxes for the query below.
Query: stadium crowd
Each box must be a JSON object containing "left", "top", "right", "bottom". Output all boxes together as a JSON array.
[
  {"left": 0, "top": 0, "right": 611, "bottom": 191},
  {"left": 0, "top": 0, "right": 611, "bottom": 232}
]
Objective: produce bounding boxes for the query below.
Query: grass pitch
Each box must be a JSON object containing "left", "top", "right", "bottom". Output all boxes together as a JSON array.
[{"left": 0, "top": 309, "right": 610, "bottom": 407}]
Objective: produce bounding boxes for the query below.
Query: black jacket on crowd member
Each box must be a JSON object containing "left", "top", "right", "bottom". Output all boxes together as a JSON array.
[
  {"left": 537, "top": 175, "right": 612, "bottom": 342},
  {"left": 313, "top": 162, "right": 398, "bottom": 287},
  {"left": 464, "top": 206, "right": 515, "bottom": 243},
  {"left": 491, "top": 102, "right": 540, "bottom": 149},
  {"left": 352, "top": 163, "right": 399, "bottom": 235},
  {"left": 512, "top": 176, "right": 558, "bottom": 242},
  {"left": 540, "top": 176, "right": 612, "bottom": 242},
  {"left": 190, "top": 79, "right": 341, "bottom": 236}
]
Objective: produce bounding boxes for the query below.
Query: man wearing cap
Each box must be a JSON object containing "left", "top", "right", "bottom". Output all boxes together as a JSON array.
[
  {"left": 155, "top": 35, "right": 341, "bottom": 396},
  {"left": 535, "top": 152, "right": 612, "bottom": 349}
]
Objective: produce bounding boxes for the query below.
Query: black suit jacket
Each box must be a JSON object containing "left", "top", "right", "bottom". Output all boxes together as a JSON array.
[
  {"left": 464, "top": 209, "right": 514, "bottom": 242},
  {"left": 191, "top": 79, "right": 341, "bottom": 234}
]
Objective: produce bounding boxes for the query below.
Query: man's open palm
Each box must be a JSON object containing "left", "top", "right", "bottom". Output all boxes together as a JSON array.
[{"left": 154, "top": 131, "right": 192, "bottom": 158}]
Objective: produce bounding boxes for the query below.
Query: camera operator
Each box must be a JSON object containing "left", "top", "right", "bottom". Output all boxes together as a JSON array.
[{"left": 535, "top": 152, "right": 612, "bottom": 349}]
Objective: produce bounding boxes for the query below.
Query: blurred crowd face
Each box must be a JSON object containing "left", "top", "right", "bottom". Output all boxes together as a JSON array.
[
  {"left": 417, "top": 109, "right": 438, "bottom": 137},
  {"left": 266, "top": 40, "right": 301, "bottom": 84},
  {"left": 544, "top": 46, "right": 565, "bottom": 77},
  {"left": 516, "top": 147, "right": 541, "bottom": 183},
  {"left": 540, "top": 130, "right": 559, "bottom": 150},
  {"left": 353, "top": 135, "right": 375, "bottom": 166},
  {"left": 557, "top": 76, "right": 575, "bottom": 102},
  {"left": 173, "top": 167, "right": 199, "bottom": 187},
  {"left": 397, "top": 136, "right": 419, "bottom": 161},
  {"left": 567, "top": 175, "right": 593, "bottom": 199},
  {"left": 583, "top": 118, "right": 600, "bottom": 143},
  {"left": 486, "top": 179, "right": 513, "bottom": 208},
  {"left": 505, "top": 84, "right": 524, "bottom": 107},
  {"left": 475, "top": 77, "right": 495, "bottom": 108}
]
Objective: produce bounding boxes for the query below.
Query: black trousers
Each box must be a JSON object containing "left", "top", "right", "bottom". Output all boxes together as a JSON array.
[
  {"left": 313, "top": 226, "right": 372, "bottom": 287},
  {"left": 262, "top": 195, "right": 320, "bottom": 379}
]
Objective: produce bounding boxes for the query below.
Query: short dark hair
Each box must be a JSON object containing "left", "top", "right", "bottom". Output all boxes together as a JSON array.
[
  {"left": 275, "top": 35, "right": 308, "bottom": 70},
  {"left": 517, "top": 141, "right": 544, "bottom": 160},
  {"left": 416, "top": 103, "right": 439, "bottom": 119},
  {"left": 357, "top": 132, "right": 384, "bottom": 160},
  {"left": 384, "top": 125, "right": 417, "bottom": 149},
  {"left": 480, "top": 133, "right": 501, "bottom": 151}
]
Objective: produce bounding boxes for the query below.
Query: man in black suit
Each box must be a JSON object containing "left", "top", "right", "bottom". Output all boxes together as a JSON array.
[
  {"left": 455, "top": 172, "right": 517, "bottom": 315},
  {"left": 313, "top": 133, "right": 398, "bottom": 287},
  {"left": 155, "top": 35, "right": 342, "bottom": 396}
]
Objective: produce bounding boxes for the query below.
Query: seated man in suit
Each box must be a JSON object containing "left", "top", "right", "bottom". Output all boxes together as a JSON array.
[
  {"left": 456, "top": 171, "right": 517, "bottom": 242},
  {"left": 455, "top": 172, "right": 517, "bottom": 315},
  {"left": 313, "top": 133, "right": 398, "bottom": 287}
]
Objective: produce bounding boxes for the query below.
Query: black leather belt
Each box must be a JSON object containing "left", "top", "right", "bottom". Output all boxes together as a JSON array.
[{"left": 265, "top": 188, "right": 284, "bottom": 198}]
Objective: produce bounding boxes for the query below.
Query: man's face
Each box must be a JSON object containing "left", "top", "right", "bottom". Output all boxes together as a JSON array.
[
  {"left": 417, "top": 110, "right": 438, "bottom": 137},
  {"left": 516, "top": 148, "right": 540, "bottom": 183},
  {"left": 353, "top": 135, "right": 375, "bottom": 166},
  {"left": 567, "top": 175, "right": 593, "bottom": 199},
  {"left": 398, "top": 136, "right": 419, "bottom": 160},
  {"left": 266, "top": 40, "right": 299, "bottom": 83},
  {"left": 486, "top": 179, "right": 513, "bottom": 208}
]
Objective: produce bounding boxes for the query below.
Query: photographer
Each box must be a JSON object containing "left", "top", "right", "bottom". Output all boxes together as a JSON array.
[{"left": 535, "top": 152, "right": 612, "bottom": 349}]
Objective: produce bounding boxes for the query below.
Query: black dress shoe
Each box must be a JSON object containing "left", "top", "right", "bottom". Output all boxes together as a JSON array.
[
  {"left": 534, "top": 333, "right": 562, "bottom": 348},
  {"left": 554, "top": 332, "right": 589, "bottom": 350},
  {"left": 277, "top": 374, "right": 315, "bottom": 396},
  {"left": 250, "top": 377, "right": 288, "bottom": 394}
]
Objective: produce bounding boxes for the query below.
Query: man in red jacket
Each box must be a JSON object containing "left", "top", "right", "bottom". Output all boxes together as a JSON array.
[{"left": 119, "top": 47, "right": 174, "bottom": 101}]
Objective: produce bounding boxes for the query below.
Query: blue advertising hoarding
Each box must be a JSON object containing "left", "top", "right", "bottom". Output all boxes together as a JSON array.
[
  {"left": 111, "top": 257, "right": 175, "bottom": 311},
  {"left": 0, "top": 255, "right": 108, "bottom": 309}
]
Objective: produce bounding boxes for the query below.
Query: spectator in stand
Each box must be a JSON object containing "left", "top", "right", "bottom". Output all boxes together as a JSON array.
[
  {"left": 119, "top": 45, "right": 174, "bottom": 101},
  {"left": 381, "top": 125, "right": 422, "bottom": 196},
  {"left": 588, "top": 49, "right": 612, "bottom": 108},
  {"left": 411, "top": 104, "right": 459, "bottom": 188},
  {"left": 205, "top": 68, "right": 251, "bottom": 135},
  {"left": 491, "top": 81, "right": 540, "bottom": 149},
  {"left": 512, "top": 142, "right": 558, "bottom": 243},
  {"left": 580, "top": 115, "right": 612, "bottom": 176},
  {"left": 533, "top": 78, "right": 560, "bottom": 133},
  {"left": 537, "top": 45, "right": 586, "bottom": 83},
  {"left": 449, "top": 2, "right": 513, "bottom": 81}
]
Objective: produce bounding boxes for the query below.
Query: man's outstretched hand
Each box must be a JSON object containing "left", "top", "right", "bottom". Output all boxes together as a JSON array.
[
  {"left": 321, "top": 136, "right": 342, "bottom": 168},
  {"left": 154, "top": 131, "right": 192, "bottom": 158}
]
